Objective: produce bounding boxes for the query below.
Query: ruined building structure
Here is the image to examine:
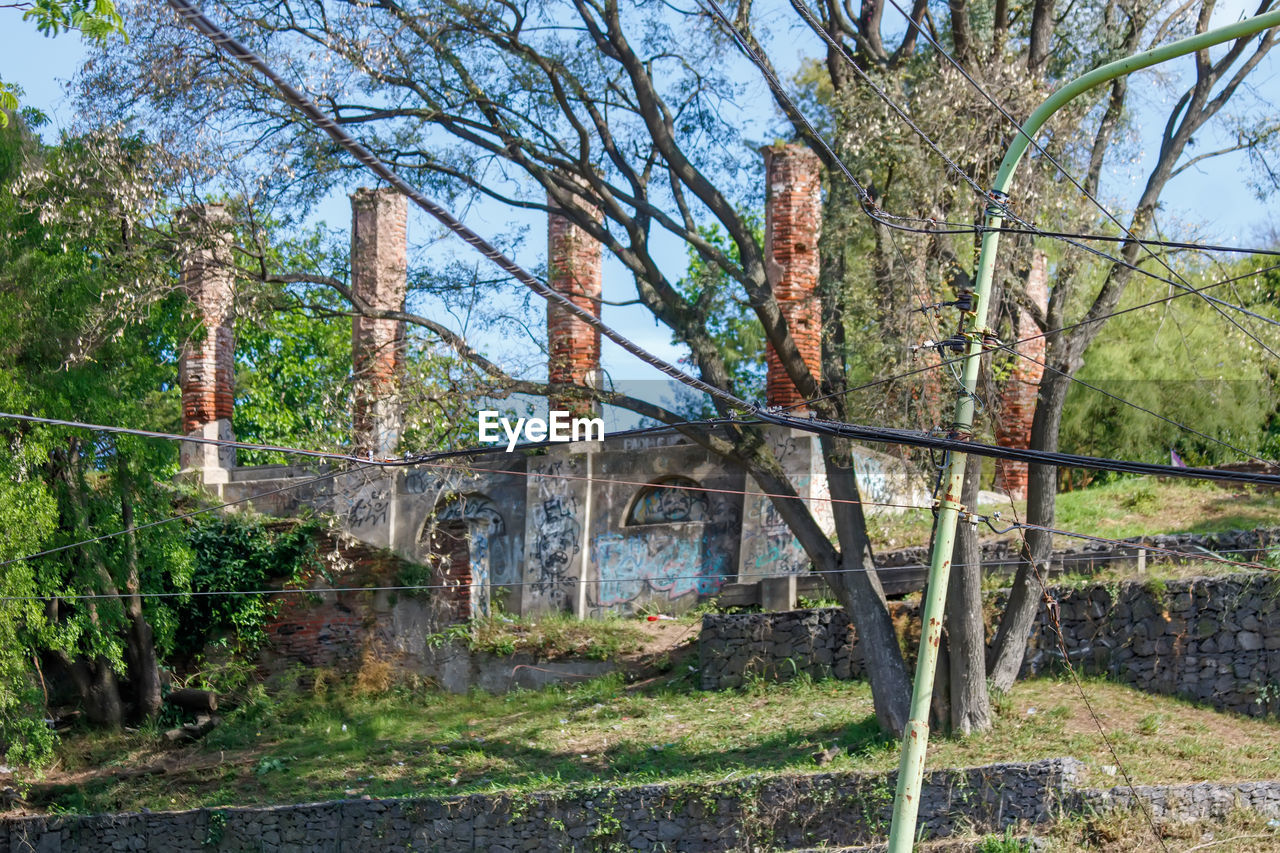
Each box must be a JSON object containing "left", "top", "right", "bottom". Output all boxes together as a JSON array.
[{"left": 181, "top": 147, "right": 944, "bottom": 629}]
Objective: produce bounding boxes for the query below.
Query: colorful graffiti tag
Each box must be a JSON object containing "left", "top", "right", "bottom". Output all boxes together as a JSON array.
[
  {"left": 591, "top": 530, "right": 728, "bottom": 607},
  {"left": 626, "top": 477, "right": 711, "bottom": 525}
]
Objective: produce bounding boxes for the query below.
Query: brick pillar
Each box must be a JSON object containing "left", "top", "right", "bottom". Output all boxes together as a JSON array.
[
  {"left": 178, "top": 203, "right": 236, "bottom": 480},
  {"left": 763, "top": 144, "right": 823, "bottom": 412},
  {"left": 546, "top": 188, "right": 602, "bottom": 417},
  {"left": 351, "top": 188, "right": 408, "bottom": 458},
  {"left": 993, "top": 251, "right": 1049, "bottom": 499}
]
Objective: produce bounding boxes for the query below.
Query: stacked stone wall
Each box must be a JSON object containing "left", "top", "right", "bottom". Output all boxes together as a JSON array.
[
  {"left": 700, "top": 568, "right": 1280, "bottom": 718},
  {"left": 0, "top": 759, "right": 1081, "bottom": 851}
]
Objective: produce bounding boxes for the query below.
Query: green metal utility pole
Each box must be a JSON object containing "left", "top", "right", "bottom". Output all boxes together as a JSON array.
[{"left": 886, "top": 9, "right": 1280, "bottom": 850}]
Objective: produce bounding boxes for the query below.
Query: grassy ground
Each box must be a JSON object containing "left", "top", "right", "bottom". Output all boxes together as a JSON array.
[
  {"left": 868, "top": 476, "right": 1280, "bottom": 553},
  {"left": 20, "top": 667, "right": 1280, "bottom": 818}
]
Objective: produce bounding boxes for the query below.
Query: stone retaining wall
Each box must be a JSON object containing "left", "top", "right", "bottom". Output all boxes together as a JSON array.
[
  {"left": 0, "top": 759, "right": 1081, "bottom": 852},
  {"left": 698, "top": 608, "right": 861, "bottom": 690},
  {"left": 699, "top": 573, "right": 1280, "bottom": 718},
  {"left": 877, "top": 526, "right": 1280, "bottom": 572},
  {"left": 1076, "top": 779, "right": 1280, "bottom": 823},
  {"left": 1020, "top": 572, "right": 1280, "bottom": 716}
]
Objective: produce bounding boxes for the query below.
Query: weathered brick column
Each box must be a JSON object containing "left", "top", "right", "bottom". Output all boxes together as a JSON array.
[
  {"left": 546, "top": 188, "right": 602, "bottom": 416},
  {"left": 351, "top": 188, "right": 408, "bottom": 458},
  {"left": 763, "top": 144, "right": 823, "bottom": 412},
  {"left": 178, "top": 203, "right": 236, "bottom": 481},
  {"left": 993, "top": 250, "right": 1049, "bottom": 499}
]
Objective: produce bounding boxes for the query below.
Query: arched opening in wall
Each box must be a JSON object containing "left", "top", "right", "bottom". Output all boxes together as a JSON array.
[
  {"left": 426, "top": 519, "right": 471, "bottom": 623},
  {"left": 625, "top": 477, "right": 710, "bottom": 526},
  {"left": 419, "top": 493, "right": 504, "bottom": 622}
]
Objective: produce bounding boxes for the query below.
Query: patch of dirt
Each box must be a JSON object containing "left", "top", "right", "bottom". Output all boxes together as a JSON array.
[{"left": 616, "top": 618, "right": 701, "bottom": 681}]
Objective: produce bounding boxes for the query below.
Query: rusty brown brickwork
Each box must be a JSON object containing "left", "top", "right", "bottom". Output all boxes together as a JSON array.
[
  {"left": 547, "top": 189, "right": 602, "bottom": 416},
  {"left": 351, "top": 188, "right": 408, "bottom": 457},
  {"left": 762, "top": 144, "right": 823, "bottom": 412},
  {"left": 264, "top": 529, "right": 422, "bottom": 669},
  {"left": 179, "top": 204, "right": 236, "bottom": 435},
  {"left": 993, "top": 251, "right": 1049, "bottom": 499}
]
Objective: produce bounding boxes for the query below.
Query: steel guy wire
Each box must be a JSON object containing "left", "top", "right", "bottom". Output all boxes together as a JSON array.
[
  {"left": 771, "top": 0, "right": 1280, "bottom": 360},
  {"left": 10, "top": 407, "right": 1280, "bottom": 578},
  {"left": 175, "top": 0, "right": 1280, "bottom": 442},
  {"left": 0, "top": 464, "right": 368, "bottom": 570},
  {"left": 774, "top": 259, "right": 1280, "bottom": 416},
  {"left": 997, "top": 498, "right": 1170, "bottom": 852},
  {"left": 710, "top": 0, "right": 1280, "bottom": 434},
  {"left": 165, "top": 0, "right": 757, "bottom": 418},
  {"left": 13, "top": 402, "right": 1280, "bottom": 489}
]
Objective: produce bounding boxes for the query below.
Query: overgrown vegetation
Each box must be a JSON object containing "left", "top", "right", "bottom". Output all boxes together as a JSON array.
[{"left": 458, "top": 613, "right": 662, "bottom": 661}]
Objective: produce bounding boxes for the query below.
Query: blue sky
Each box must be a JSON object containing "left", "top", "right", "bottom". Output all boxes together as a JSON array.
[{"left": 2, "top": 4, "right": 1276, "bottom": 403}]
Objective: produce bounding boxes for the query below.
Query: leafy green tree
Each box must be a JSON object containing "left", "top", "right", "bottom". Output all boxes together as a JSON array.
[
  {"left": 1, "top": 0, "right": 125, "bottom": 127},
  {"left": 1061, "top": 256, "right": 1280, "bottom": 472},
  {"left": 0, "top": 116, "right": 194, "bottom": 731}
]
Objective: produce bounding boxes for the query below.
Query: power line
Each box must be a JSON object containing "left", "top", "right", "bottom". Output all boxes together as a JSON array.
[
  {"left": 2, "top": 542, "right": 1267, "bottom": 604},
  {"left": 11, "top": 404, "right": 1280, "bottom": 579},
  {"left": 775, "top": 0, "right": 1280, "bottom": 359},
  {"left": 997, "top": 500, "right": 1170, "bottom": 852},
  {"left": 0, "top": 464, "right": 363, "bottom": 570},
  {"left": 705, "top": 0, "right": 1280, "bottom": 449}
]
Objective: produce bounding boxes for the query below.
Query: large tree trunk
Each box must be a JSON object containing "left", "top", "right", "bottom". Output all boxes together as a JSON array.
[
  {"left": 118, "top": 453, "right": 163, "bottom": 721},
  {"left": 947, "top": 459, "right": 992, "bottom": 732},
  {"left": 986, "top": 366, "right": 1072, "bottom": 689},
  {"left": 62, "top": 653, "right": 124, "bottom": 728},
  {"left": 819, "top": 436, "right": 912, "bottom": 734}
]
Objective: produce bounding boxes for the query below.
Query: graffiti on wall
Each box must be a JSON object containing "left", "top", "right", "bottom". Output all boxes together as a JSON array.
[
  {"left": 852, "top": 454, "right": 889, "bottom": 504},
  {"left": 526, "top": 460, "right": 582, "bottom": 609},
  {"left": 347, "top": 484, "right": 390, "bottom": 530},
  {"left": 592, "top": 530, "right": 727, "bottom": 607},
  {"left": 740, "top": 473, "right": 811, "bottom": 576},
  {"left": 626, "top": 477, "right": 711, "bottom": 525}
]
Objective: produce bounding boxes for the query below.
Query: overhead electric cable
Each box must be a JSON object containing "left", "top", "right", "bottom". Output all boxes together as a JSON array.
[
  {"left": 772, "top": 259, "right": 1280, "bottom": 415},
  {"left": 782, "top": 0, "right": 1280, "bottom": 359},
  {"left": 3, "top": 541, "right": 1269, "bottom": 604}
]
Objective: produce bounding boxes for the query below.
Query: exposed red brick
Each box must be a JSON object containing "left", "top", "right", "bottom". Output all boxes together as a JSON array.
[
  {"left": 351, "top": 188, "right": 408, "bottom": 457},
  {"left": 546, "top": 185, "right": 603, "bottom": 418},
  {"left": 179, "top": 204, "right": 236, "bottom": 435},
  {"left": 762, "top": 144, "right": 823, "bottom": 411},
  {"left": 430, "top": 522, "right": 472, "bottom": 622},
  {"left": 993, "top": 251, "right": 1049, "bottom": 499}
]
